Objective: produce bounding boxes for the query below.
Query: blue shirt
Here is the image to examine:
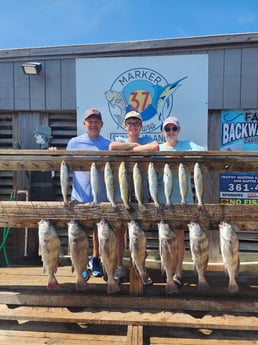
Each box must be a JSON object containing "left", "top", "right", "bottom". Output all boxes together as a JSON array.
[
  {"left": 67, "top": 133, "right": 111, "bottom": 202},
  {"left": 158, "top": 140, "right": 204, "bottom": 203}
]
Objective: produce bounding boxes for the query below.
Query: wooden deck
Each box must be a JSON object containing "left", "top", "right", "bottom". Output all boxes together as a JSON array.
[{"left": 0, "top": 265, "right": 257, "bottom": 344}]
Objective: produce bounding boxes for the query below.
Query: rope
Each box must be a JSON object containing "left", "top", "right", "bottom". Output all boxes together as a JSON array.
[{"left": 0, "top": 194, "right": 13, "bottom": 266}]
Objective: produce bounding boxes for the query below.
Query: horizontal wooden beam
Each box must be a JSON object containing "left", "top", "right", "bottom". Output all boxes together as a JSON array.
[
  {"left": 0, "top": 305, "right": 257, "bottom": 330},
  {"left": 0, "top": 150, "right": 257, "bottom": 172},
  {"left": 0, "top": 290, "right": 257, "bottom": 314},
  {"left": 0, "top": 201, "right": 257, "bottom": 230}
]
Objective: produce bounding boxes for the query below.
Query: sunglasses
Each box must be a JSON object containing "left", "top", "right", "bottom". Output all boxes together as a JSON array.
[
  {"left": 164, "top": 126, "right": 179, "bottom": 132},
  {"left": 126, "top": 121, "right": 141, "bottom": 127}
]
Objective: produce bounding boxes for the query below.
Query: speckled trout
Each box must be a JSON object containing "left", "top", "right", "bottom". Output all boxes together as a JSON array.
[
  {"left": 60, "top": 160, "right": 69, "bottom": 204},
  {"left": 97, "top": 219, "right": 120, "bottom": 294},
  {"left": 104, "top": 162, "right": 116, "bottom": 208},
  {"left": 133, "top": 162, "right": 146, "bottom": 210},
  {"left": 68, "top": 219, "right": 89, "bottom": 290},
  {"left": 188, "top": 221, "right": 209, "bottom": 290},
  {"left": 148, "top": 162, "right": 159, "bottom": 208},
  {"left": 38, "top": 219, "right": 60, "bottom": 290},
  {"left": 163, "top": 163, "right": 173, "bottom": 208},
  {"left": 118, "top": 161, "right": 130, "bottom": 210},
  {"left": 178, "top": 163, "right": 188, "bottom": 207},
  {"left": 194, "top": 162, "right": 204, "bottom": 209},
  {"left": 90, "top": 162, "right": 99, "bottom": 206},
  {"left": 158, "top": 220, "right": 178, "bottom": 294},
  {"left": 128, "top": 220, "right": 152, "bottom": 285},
  {"left": 219, "top": 221, "right": 240, "bottom": 293}
]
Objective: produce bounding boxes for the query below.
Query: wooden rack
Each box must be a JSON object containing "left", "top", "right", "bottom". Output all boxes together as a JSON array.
[{"left": 0, "top": 150, "right": 257, "bottom": 345}]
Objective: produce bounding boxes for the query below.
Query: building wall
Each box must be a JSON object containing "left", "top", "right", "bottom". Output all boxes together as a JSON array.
[{"left": 0, "top": 33, "right": 258, "bottom": 113}]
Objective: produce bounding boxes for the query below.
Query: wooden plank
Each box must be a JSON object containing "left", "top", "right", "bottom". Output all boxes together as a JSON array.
[
  {"left": 0, "top": 267, "right": 256, "bottom": 313},
  {"left": 0, "top": 201, "right": 257, "bottom": 229},
  {"left": 1, "top": 289, "right": 257, "bottom": 313},
  {"left": 0, "top": 305, "right": 257, "bottom": 330},
  {"left": 0, "top": 330, "right": 126, "bottom": 345},
  {"left": 150, "top": 338, "right": 258, "bottom": 345},
  {"left": 127, "top": 325, "right": 143, "bottom": 345}
]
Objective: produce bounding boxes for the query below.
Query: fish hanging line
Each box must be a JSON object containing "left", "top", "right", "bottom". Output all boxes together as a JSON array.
[{"left": 0, "top": 194, "right": 13, "bottom": 266}]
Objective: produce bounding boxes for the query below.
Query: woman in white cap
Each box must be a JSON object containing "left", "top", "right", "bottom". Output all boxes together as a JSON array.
[{"left": 159, "top": 116, "right": 204, "bottom": 289}]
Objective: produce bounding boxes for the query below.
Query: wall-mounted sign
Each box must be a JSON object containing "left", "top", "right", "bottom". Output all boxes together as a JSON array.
[
  {"left": 220, "top": 172, "right": 258, "bottom": 205},
  {"left": 221, "top": 110, "right": 258, "bottom": 151},
  {"left": 220, "top": 110, "right": 258, "bottom": 204},
  {"left": 76, "top": 55, "right": 208, "bottom": 146}
]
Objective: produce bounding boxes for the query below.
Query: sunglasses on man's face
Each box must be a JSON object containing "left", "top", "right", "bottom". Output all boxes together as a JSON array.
[{"left": 164, "top": 126, "right": 179, "bottom": 132}]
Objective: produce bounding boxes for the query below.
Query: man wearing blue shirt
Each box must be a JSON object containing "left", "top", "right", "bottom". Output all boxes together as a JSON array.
[{"left": 67, "top": 108, "right": 111, "bottom": 279}]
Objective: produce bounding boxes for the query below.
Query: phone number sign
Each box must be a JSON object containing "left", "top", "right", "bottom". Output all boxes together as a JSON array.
[{"left": 220, "top": 172, "right": 258, "bottom": 205}]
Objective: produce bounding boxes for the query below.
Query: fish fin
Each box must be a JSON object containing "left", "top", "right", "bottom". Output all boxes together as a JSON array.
[
  {"left": 47, "top": 277, "right": 60, "bottom": 290},
  {"left": 198, "top": 279, "right": 209, "bottom": 290},
  {"left": 228, "top": 282, "right": 239, "bottom": 294},
  {"left": 166, "top": 282, "right": 179, "bottom": 295},
  {"left": 107, "top": 282, "right": 120, "bottom": 294}
]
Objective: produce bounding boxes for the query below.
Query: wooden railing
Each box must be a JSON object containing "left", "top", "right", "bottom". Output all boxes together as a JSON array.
[{"left": 0, "top": 150, "right": 257, "bottom": 230}]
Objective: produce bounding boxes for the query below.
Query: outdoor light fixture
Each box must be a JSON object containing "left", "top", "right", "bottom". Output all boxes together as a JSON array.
[{"left": 21, "top": 62, "right": 42, "bottom": 75}]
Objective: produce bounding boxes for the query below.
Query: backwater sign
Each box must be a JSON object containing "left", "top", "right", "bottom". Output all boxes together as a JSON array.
[{"left": 220, "top": 110, "right": 258, "bottom": 204}]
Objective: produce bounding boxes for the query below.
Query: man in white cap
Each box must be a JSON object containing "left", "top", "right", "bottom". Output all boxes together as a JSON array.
[
  {"left": 109, "top": 110, "right": 159, "bottom": 283},
  {"left": 159, "top": 116, "right": 204, "bottom": 290}
]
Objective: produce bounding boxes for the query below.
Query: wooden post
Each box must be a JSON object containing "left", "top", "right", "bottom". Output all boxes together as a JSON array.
[{"left": 129, "top": 258, "right": 143, "bottom": 296}]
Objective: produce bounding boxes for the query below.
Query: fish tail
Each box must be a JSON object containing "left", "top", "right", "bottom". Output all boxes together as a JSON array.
[
  {"left": 139, "top": 203, "right": 147, "bottom": 211},
  {"left": 198, "top": 278, "right": 209, "bottom": 290},
  {"left": 91, "top": 201, "right": 98, "bottom": 208},
  {"left": 154, "top": 201, "right": 160, "bottom": 208},
  {"left": 166, "top": 282, "right": 179, "bottom": 295},
  {"left": 228, "top": 281, "right": 239, "bottom": 293},
  {"left": 76, "top": 278, "right": 89, "bottom": 291},
  {"left": 107, "top": 282, "right": 120, "bottom": 294},
  {"left": 47, "top": 276, "right": 60, "bottom": 290}
]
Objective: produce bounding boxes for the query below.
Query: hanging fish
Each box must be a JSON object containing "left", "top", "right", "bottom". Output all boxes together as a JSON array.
[
  {"left": 90, "top": 162, "right": 99, "bottom": 207},
  {"left": 163, "top": 163, "right": 173, "bottom": 208},
  {"left": 188, "top": 221, "right": 209, "bottom": 290},
  {"left": 148, "top": 162, "right": 159, "bottom": 208},
  {"left": 194, "top": 162, "right": 204, "bottom": 210},
  {"left": 118, "top": 161, "right": 130, "bottom": 210},
  {"left": 38, "top": 219, "right": 60, "bottom": 290},
  {"left": 219, "top": 221, "right": 240, "bottom": 293},
  {"left": 133, "top": 163, "right": 146, "bottom": 210},
  {"left": 68, "top": 220, "right": 89, "bottom": 290},
  {"left": 104, "top": 162, "right": 116, "bottom": 208},
  {"left": 60, "top": 160, "right": 70, "bottom": 205},
  {"left": 158, "top": 220, "right": 178, "bottom": 295},
  {"left": 178, "top": 163, "right": 188, "bottom": 208},
  {"left": 97, "top": 218, "right": 120, "bottom": 294},
  {"left": 128, "top": 220, "right": 152, "bottom": 285}
]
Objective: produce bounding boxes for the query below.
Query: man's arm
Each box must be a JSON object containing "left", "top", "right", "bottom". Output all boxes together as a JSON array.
[
  {"left": 109, "top": 141, "right": 140, "bottom": 151},
  {"left": 132, "top": 141, "right": 159, "bottom": 152}
]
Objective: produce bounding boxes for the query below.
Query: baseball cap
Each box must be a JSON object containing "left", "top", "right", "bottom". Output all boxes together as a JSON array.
[
  {"left": 162, "top": 116, "right": 180, "bottom": 129},
  {"left": 124, "top": 111, "right": 142, "bottom": 123},
  {"left": 84, "top": 108, "right": 102, "bottom": 121}
]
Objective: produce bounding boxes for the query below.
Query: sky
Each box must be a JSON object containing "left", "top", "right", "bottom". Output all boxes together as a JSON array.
[{"left": 1, "top": 0, "right": 258, "bottom": 50}]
